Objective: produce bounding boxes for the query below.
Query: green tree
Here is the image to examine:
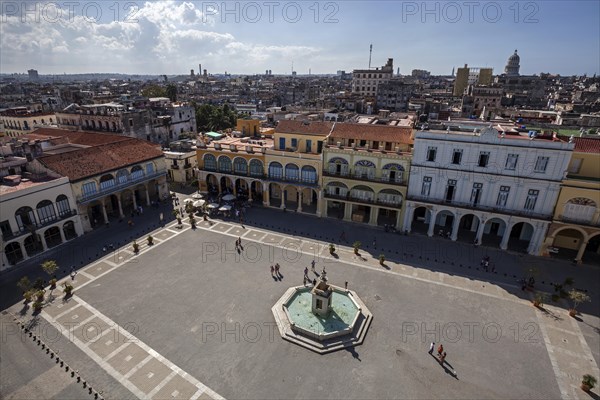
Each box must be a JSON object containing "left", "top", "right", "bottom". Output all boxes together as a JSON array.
[
  {"left": 166, "top": 84, "right": 177, "bottom": 102},
  {"left": 141, "top": 85, "right": 167, "bottom": 98},
  {"left": 41, "top": 260, "right": 58, "bottom": 277}
]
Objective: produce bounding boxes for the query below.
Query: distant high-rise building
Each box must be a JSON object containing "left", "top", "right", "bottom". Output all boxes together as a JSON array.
[
  {"left": 411, "top": 69, "right": 431, "bottom": 79},
  {"left": 453, "top": 64, "right": 493, "bottom": 96},
  {"left": 504, "top": 49, "right": 521, "bottom": 76},
  {"left": 352, "top": 58, "right": 394, "bottom": 97},
  {"left": 28, "top": 69, "right": 39, "bottom": 80},
  {"left": 190, "top": 69, "right": 195, "bottom": 76}
]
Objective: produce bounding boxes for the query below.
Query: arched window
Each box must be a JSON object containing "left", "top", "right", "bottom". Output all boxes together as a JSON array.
[
  {"left": 116, "top": 169, "right": 129, "bottom": 184},
  {"left": 301, "top": 166, "right": 317, "bottom": 183},
  {"left": 326, "top": 182, "right": 348, "bottom": 197},
  {"left": 218, "top": 156, "right": 232, "bottom": 173},
  {"left": 382, "top": 163, "right": 405, "bottom": 183},
  {"left": 131, "top": 165, "right": 144, "bottom": 180},
  {"left": 15, "top": 206, "right": 36, "bottom": 231},
  {"left": 350, "top": 185, "right": 375, "bottom": 201},
  {"left": 378, "top": 189, "right": 403, "bottom": 206},
  {"left": 328, "top": 157, "right": 349, "bottom": 176},
  {"left": 354, "top": 160, "right": 376, "bottom": 179},
  {"left": 99, "top": 174, "right": 115, "bottom": 190},
  {"left": 37, "top": 200, "right": 57, "bottom": 224},
  {"left": 285, "top": 164, "right": 299, "bottom": 181},
  {"left": 233, "top": 158, "right": 248, "bottom": 175},
  {"left": 269, "top": 162, "right": 283, "bottom": 179},
  {"left": 56, "top": 195, "right": 71, "bottom": 216},
  {"left": 146, "top": 162, "right": 155, "bottom": 175},
  {"left": 249, "top": 159, "right": 263, "bottom": 177},
  {"left": 5, "top": 242, "right": 24, "bottom": 265},
  {"left": 563, "top": 198, "right": 597, "bottom": 223},
  {"left": 204, "top": 154, "right": 217, "bottom": 171}
]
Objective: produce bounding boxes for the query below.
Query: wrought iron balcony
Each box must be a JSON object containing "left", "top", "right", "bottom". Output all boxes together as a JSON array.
[{"left": 77, "top": 170, "right": 166, "bottom": 203}]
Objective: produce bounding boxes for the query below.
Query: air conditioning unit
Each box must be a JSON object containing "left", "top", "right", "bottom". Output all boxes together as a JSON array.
[
  {"left": 214, "top": 143, "right": 221, "bottom": 150},
  {"left": 229, "top": 144, "right": 237, "bottom": 151},
  {"left": 246, "top": 146, "right": 254, "bottom": 153}
]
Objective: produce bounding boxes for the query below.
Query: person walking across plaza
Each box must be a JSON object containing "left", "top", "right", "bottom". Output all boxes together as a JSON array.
[
  {"left": 311, "top": 259, "right": 316, "bottom": 272},
  {"left": 270, "top": 265, "right": 274, "bottom": 277},
  {"left": 429, "top": 342, "right": 435, "bottom": 355},
  {"left": 304, "top": 266, "right": 309, "bottom": 278},
  {"left": 437, "top": 344, "right": 444, "bottom": 357},
  {"left": 439, "top": 352, "right": 447, "bottom": 365}
]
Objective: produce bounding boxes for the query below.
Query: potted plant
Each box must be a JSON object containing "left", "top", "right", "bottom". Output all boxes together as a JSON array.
[
  {"left": 147, "top": 235, "right": 154, "bottom": 245},
  {"left": 41, "top": 260, "right": 58, "bottom": 289},
  {"left": 581, "top": 374, "right": 597, "bottom": 392},
  {"left": 62, "top": 282, "right": 74, "bottom": 297},
  {"left": 35, "top": 289, "right": 45, "bottom": 302},
  {"left": 17, "top": 276, "right": 32, "bottom": 298},
  {"left": 132, "top": 240, "right": 139, "bottom": 253},
  {"left": 379, "top": 254, "right": 386, "bottom": 265},
  {"left": 568, "top": 289, "right": 590, "bottom": 317},
  {"left": 33, "top": 301, "right": 43, "bottom": 312},
  {"left": 533, "top": 292, "right": 547, "bottom": 308},
  {"left": 173, "top": 209, "right": 182, "bottom": 225},
  {"left": 23, "top": 289, "right": 35, "bottom": 303},
  {"left": 353, "top": 241, "right": 361, "bottom": 255},
  {"left": 329, "top": 243, "right": 336, "bottom": 255}
]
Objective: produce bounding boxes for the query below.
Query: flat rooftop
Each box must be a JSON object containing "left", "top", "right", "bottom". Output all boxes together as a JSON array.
[{"left": 0, "top": 175, "right": 61, "bottom": 196}]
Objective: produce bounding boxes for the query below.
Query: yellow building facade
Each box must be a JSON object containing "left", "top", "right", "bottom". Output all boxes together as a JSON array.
[{"left": 543, "top": 137, "right": 600, "bottom": 264}]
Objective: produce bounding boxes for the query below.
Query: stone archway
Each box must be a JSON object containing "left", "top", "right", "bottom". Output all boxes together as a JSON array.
[
  {"left": 250, "top": 181, "right": 263, "bottom": 202},
  {"left": 44, "top": 226, "right": 63, "bottom": 248},
  {"left": 456, "top": 214, "right": 480, "bottom": 243},
  {"left": 507, "top": 222, "right": 535, "bottom": 253},
  {"left": 220, "top": 176, "right": 233, "bottom": 194},
  {"left": 434, "top": 210, "right": 455, "bottom": 236},
  {"left": 583, "top": 233, "right": 600, "bottom": 265},
  {"left": 4, "top": 242, "right": 24, "bottom": 265},
  {"left": 206, "top": 174, "right": 219, "bottom": 193},
  {"left": 23, "top": 234, "right": 43, "bottom": 257},
  {"left": 301, "top": 187, "right": 318, "bottom": 214},
  {"left": 283, "top": 185, "right": 299, "bottom": 210},
  {"left": 482, "top": 218, "right": 507, "bottom": 247},
  {"left": 552, "top": 228, "right": 586, "bottom": 261},
  {"left": 63, "top": 221, "right": 78, "bottom": 240},
  {"left": 269, "top": 183, "right": 282, "bottom": 208},
  {"left": 411, "top": 206, "right": 432, "bottom": 234}
]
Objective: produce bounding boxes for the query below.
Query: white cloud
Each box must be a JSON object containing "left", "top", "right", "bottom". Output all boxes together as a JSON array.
[{"left": 0, "top": 1, "right": 321, "bottom": 74}]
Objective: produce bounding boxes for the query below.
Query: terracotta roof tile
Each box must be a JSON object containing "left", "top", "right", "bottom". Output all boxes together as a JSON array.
[
  {"left": 38, "top": 140, "right": 163, "bottom": 181},
  {"left": 275, "top": 120, "right": 334, "bottom": 136},
  {"left": 573, "top": 137, "right": 600, "bottom": 153},
  {"left": 330, "top": 123, "right": 414, "bottom": 144},
  {"left": 25, "top": 128, "right": 130, "bottom": 146}
]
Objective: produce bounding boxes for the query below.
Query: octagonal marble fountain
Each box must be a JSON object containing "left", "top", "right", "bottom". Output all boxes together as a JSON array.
[{"left": 272, "top": 269, "right": 372, "bottom": 353}]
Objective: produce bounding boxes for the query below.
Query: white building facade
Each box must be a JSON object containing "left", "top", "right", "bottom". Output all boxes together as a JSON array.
[{"left": 402, "top": 127, "right": 574, "bottom": 255}]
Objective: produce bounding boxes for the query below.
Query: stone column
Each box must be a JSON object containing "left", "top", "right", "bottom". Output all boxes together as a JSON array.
[
  {"left": 116, "top": 195, "right": 124, "bottom": 218},
  {"left": 101, "top": 202, "right": 109, "bottom": 223},
  {"left": 500, "top": 224, "right": 512, "bottom": 250},
  {"left": 395, "top": 210, "right": 403, "bottom": 230},
  {"left": 368, "top": 206, "right": 378, "bottom": 226},
  {"left": 58, "top": 226, "right": 66, "bottom": 243},
  {"left": 402, "top": 203, "right": 414, "bottom": 233},
  {"left": 263, "top": 182, "right": 270, "bottom": 207},
  {"left": 18, "top": 241, "right": 29, "bottom": 262},
  {"left": 343, "top": 202, "right": 352, "bottom": 221},
  {"left": 145, "top": 186, "right": 151, "bottom": 206},
  {"left": 40, "top": 235, "right": 48, "bottom": 252},
  {"left": 450, "top": 213, "right": 461, "bottom": 241},
  {"left": 475, "top": 219, "right": 486, "bottom": 244},
  {"left": 316, "top": 190, "right": 323, "bottom": 218},
  {"left": 297, "top": 191, "right": 303, "bottom": 212},
  {"left": 575, "top": 241, "right": 588, "bottom": 264},
  {"left": 132, "top": 193, "right": 138, "bottom": 211},
  {"left": 427, "top": 209, "right": 437, "bottom": 237}
]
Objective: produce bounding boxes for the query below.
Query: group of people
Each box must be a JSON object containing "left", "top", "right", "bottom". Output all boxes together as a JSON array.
[
  {"left": 480, "top": 255, "right": 496, "bottom": 273},
  {"left": 429, "top": 342, "right": 447, "bottom": 365},
  {"left": 270, "top": 263, "right": 283, "bottom": 280}
]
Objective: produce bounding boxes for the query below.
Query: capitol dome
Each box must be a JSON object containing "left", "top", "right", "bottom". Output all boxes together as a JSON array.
[{"left": 504, "top": 50, "right": 520, "bottom": 76}]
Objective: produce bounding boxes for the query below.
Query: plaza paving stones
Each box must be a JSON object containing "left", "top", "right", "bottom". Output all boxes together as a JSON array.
[
  {"left": 85, "top": 261, "right": 116, "bottom": 277},
  {"left": 155, "top": 230, "right": 175, "bottom": 240},
  {"left": 227, "top": 226, "right": 246, "bottom": 237},
  {"left": 42, "top": 296, "right": 79, "bottom": 318},
  {"left": 71, "top": 316, "right": 111, "bottom": 343},
  {"left": 262, "top": 233, "right": 283, "bottom": 244},
  {"left": 151, "top": 373, "right": 200, "bottom": 400},
  {"left": 210, "top": 223, "right": 233, "bottom": 233},
  {"left": 88, "top": 328, "right": 129, "bottom": 359},
  {"left": 106, "top": 343, "right": 148, "bottom": 375},
  {"left": 243, "top": 230, "right": 266, "bottom": 241},
  {"left": 55, "top": 305, "right": 94, "bottom": 328},
  {"left": 128, "top": 357, "right": 172, "bottom": 395}
]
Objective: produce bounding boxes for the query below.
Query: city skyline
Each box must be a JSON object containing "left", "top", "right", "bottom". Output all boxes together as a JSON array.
[{"left": 1, "top": 1, "right": 599, "bottom": 76}]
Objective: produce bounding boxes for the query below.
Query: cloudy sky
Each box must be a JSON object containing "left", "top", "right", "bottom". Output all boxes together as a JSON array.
[{"left": 1, "top": 1, "right": 598, "bottom": 76}]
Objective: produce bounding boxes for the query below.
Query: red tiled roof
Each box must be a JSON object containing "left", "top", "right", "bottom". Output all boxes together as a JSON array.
[
  {"left": 573, "top": 137, "right": 600, "bottom": 154},
  {"left": 275, "top": 120, "right": 334, "bottom": 136},
  {"left": 25, "top": 128, "right": 130, "bottom": 146},
  {"left": 331, "top": 123, "right": 414, "bottom": 144},
  {"left": 38, "top": 139, "right": 164, "bottom": 181}
]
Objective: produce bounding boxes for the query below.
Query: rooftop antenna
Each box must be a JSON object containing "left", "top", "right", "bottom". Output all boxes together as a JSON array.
[
  {"left": 368, "top": 44, "right": 373, "bottom": 69},
  {"left": 291, "top": 61, "right": 294, "bottom": 75}
]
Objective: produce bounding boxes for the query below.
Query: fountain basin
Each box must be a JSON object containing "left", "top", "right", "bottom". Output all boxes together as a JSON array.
[{"left": 272, "top": 285, "right": 373, "bottom": 354}]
